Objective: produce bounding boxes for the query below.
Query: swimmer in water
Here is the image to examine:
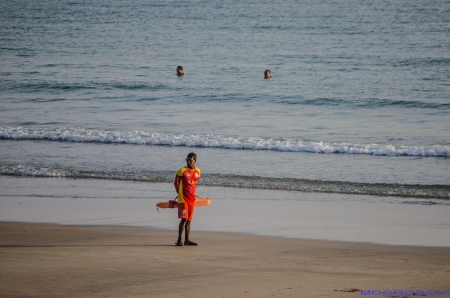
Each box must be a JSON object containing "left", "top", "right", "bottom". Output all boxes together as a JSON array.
[
  {"left": 264, "top": 69, "right": 271, "bottom": 79},
  {"left": 176, "top": 66, "right": 185, "bottom": 76}
]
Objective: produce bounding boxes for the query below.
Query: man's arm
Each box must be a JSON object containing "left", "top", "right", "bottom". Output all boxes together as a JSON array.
[{"left": 174, "top": 175, "right": 181, "bottom": 192}]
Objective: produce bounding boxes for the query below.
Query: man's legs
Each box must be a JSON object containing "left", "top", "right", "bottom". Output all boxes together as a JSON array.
[
  {"left": 176, "top": 218, "right": 197, "bottom": 246},
  {"left": 176, "top": 218, "right": 187, "bottom": 246},
  {"left": 184, "top": 220, "right": 197, "bottom": 245},
  {"left": 176, "top": 202, "right": 198, "bottom": 246}
]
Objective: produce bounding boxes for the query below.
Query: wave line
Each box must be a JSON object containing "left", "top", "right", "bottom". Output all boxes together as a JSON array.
[
  {"left": 1, "top": 164, "right": 449, "bottom": 200},
  {"left": 1, "top": 126, "right": 449, "bottom": 157}
]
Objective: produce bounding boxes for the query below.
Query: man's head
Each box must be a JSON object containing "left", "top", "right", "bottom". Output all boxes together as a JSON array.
[
  {"left": 176, "top": 66, "right": 185, "bottom": 76},
  {"left": 264, "top": 69, "right": 271, "bottom": 79},
  {"left": 186, "top": 152, "right": 197, "bottom": 169}
]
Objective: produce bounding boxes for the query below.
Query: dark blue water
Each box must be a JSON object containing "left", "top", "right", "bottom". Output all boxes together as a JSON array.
[{"left": 1, "top": 0, "right": 449, "bottom": 200}]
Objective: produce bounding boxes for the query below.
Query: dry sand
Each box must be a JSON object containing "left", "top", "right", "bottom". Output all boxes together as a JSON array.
[{"left": 1, "top": 221, "right": 449, "bottom": 297}]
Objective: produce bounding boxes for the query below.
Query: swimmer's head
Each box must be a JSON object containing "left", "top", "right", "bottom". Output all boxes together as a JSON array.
[
  {"left": 176, "top": 66, "right": 185, "bottom": 76},
  {"left": 264, "top": 69, "right": 271, "bottom": 79}
]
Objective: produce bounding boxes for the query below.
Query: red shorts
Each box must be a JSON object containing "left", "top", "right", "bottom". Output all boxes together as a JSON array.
[{"left": 178, "top": 202, "right": 195, "bottom": 222}]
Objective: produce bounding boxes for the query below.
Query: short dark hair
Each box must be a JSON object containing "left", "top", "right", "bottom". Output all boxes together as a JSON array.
[{"left": 187, "top": 152, "right": 196, "bottom": 160}]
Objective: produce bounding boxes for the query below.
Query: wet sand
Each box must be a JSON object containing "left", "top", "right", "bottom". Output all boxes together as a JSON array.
[
  {"left": 2, "top": 176, "right": 450, "bottom": 247},
  {"left": 1, "top": 221, "right": 449, "bottom": 297}
]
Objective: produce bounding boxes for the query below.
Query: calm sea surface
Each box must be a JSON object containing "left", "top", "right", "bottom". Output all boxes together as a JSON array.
[{"left": 1, "top": 0, "right": 449, "bottom": 202}]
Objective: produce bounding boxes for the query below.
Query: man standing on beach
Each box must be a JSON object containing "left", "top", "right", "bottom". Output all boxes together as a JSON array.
[{"left": 174, "top": 152, "right": 201, "bottom": 246}]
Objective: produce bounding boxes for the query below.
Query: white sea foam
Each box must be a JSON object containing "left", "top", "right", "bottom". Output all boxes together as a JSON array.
[
  {"left": 1, "top": 164, "right": 449, "bottom": 200},
  {"left": 1, "top": 126, "right": 449, "bottom": 157}
]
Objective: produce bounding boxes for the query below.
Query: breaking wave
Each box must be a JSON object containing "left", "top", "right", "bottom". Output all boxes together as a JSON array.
[
  {"left": 1, "top": 164, "right": 449, "bottom": 200},
  {"left": 1, "top": 126, "right": 449, "bottom": 157}
]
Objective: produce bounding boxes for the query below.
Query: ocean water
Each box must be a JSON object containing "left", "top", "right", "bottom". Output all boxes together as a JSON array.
[{"left": 1, "top": 0, "right": 449, "bottom": 216}]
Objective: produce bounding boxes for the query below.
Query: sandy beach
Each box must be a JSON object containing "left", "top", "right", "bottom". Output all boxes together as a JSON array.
[
  {"left": 2, "top": 176, "right": 450, "bottom": 247},
  {"left": 1, "top": 177, "right": 449, "bottom": 297},
  {"left": 1, "top": 221, "right": 449, "bottom": 298}
]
